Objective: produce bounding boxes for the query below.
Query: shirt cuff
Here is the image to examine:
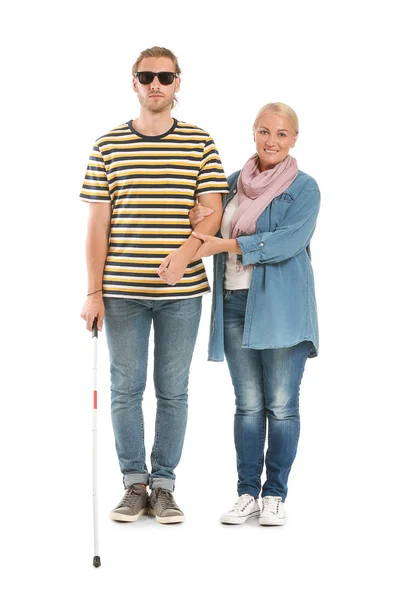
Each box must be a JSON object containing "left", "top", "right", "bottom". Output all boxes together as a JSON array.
[{"left": 237, "top": 235, "right": 265, "bottom": 266}]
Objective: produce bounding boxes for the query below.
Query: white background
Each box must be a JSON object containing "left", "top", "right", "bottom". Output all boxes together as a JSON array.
[{"left": 1, "top": 0, "right": 399, "bottom": 598}]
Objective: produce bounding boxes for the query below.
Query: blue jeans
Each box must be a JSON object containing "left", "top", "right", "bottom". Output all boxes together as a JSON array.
[
  {"left": 104, "top": 296, "right": 202, "bottom": 491},
  {"left": 223, "top": 289, "right": 310, "bottom": 501}
]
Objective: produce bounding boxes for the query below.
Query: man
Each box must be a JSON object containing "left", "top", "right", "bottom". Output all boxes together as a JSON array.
[{"left": 80, "top": 47, "right": 228, "bottom": 524}]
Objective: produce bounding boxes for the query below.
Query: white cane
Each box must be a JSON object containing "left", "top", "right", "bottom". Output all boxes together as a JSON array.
[{"left": 92, "top": 317, "right": 101, "bottom": 568}]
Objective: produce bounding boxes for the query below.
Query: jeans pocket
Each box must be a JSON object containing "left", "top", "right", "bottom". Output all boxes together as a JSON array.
[{"left": 223, "top": 289, "right": 231, "bottom": 300}]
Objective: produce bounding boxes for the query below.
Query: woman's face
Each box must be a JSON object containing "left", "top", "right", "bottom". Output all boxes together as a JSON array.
[{"left": 254, "top": 110, "right": 297, "bottom": 171}]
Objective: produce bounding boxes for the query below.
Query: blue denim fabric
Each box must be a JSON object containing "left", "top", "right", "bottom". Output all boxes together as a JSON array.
[
  {"left": 208, "top": 170, "right": 320, "bottom": 361},
  {"left": 104, "top": 296, "right": 202, "bottom": 491},
  {"left": 224, "top": 289, "right": 310, "bottom": 500}
]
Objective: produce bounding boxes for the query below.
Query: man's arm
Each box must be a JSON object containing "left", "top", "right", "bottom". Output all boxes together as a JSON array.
[
  {"left": 157, "top": 193, "right": 223, "bottom": 285},
  {"left": 181, "top": 192, "right": 223, "bottom": 254},
  {"left": 80, "top": 202, "right": 112, "bottom": 331}
]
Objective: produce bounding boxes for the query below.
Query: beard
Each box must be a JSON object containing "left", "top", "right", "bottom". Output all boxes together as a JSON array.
[{"left": 137, "top": 92, "right": 173, "bottom": 114}]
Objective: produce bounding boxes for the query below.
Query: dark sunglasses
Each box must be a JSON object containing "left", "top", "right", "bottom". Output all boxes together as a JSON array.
[{"left": 134, "top": 71, "right": 178, "bottom": 86}]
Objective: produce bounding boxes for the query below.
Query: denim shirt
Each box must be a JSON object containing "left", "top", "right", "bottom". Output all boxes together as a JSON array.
[{"left": 208, "top": 169, "right": 320, "bottom": 361}]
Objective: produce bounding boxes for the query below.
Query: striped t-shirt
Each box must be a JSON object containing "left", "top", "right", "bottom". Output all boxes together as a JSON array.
[{"left": 80, "top": 119, "right": 229, "bottom": 299}]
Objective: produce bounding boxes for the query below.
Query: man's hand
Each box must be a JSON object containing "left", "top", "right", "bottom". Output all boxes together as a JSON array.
[
  {"left": 188, "top": 204, "right": 214, "bottom": 228},
  {"left": 80, "top": 292, "right": 105, "bottom": 332},
  {"left": 157, "top": 247, "right": 192, "bottom": 286}
]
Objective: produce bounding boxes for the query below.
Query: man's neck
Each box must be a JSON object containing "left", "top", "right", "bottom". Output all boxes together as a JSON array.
[{"left": 132, "top": 111, "right": 174, "bottom": 137}]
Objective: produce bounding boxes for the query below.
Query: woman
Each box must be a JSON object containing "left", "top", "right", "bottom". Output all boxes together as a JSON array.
[{"left": 189, "top": 103, "right": 320, "bottom": 525}]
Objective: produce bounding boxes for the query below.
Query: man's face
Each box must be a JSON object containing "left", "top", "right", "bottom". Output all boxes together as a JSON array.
[
  {"left": 254, "top": 110, "right": 297, "bottom": 171},
  {"left": 133, "top": 57, "right": 180, "bottom": 114}
]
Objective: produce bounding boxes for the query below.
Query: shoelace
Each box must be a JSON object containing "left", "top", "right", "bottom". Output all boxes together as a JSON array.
[
  {"left": 117, "top": 485, "right": 143, "bottom": 509},
  {"left": 230, "top": 494, "right": 254, "bottom": 513},
  {"left": 154, "top": 489, "right": 178, "bottom": 510},
  {"left": 262, "top": 496, "right": 282, "bottom": 514}
]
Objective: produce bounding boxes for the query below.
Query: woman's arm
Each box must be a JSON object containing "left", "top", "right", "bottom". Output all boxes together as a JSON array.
[
  {"left": 237, "top": 184, "right": 320, "bottom": 266},
  {"left": 191, "top": 233, "right": 241, "bottom": 259},
  {"left": 192, "top": 183, "right": 320, "bottom": 263}
]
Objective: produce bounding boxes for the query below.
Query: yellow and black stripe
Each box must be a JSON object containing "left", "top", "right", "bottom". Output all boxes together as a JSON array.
[{"left": 80, "top": 119, "right": 229, "bottom": 299}]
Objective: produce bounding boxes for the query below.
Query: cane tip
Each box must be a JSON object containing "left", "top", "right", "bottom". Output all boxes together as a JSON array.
[{"left": 93, "top": 556, "right": 101, "bottom": 568}]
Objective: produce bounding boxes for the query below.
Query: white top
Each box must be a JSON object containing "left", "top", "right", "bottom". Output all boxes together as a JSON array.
[{"left": 221, "top": 194, "right": 252, "bottom": 290}]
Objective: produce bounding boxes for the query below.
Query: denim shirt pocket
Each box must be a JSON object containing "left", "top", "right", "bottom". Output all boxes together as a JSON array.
[{"left": 269, "top": 192, "right": 294, "bottom": 232}]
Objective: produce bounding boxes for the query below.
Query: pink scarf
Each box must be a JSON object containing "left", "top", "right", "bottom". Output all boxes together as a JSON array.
[{"left": 230, "top": 154, "right": 298, "bottom": 238}]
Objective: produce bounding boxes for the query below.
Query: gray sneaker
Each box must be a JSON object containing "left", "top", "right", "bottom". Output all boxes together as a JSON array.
[
  {"left": 109, "top": 484, "right": 148, "bottom": 522},
  {"left": 149, "top": 488, "right": 184, "bottom": 524}
]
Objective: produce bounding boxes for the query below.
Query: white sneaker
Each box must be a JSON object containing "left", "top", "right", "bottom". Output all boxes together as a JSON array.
[
  {"left": 220, "top": 494, "right": 260, "bottom": 524},
  {"left": 259, "top": 496, "right": 287, "bottom": 526}
]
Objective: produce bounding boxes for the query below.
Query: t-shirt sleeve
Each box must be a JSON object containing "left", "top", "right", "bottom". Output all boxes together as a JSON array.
[
  {"left": 196, "top": 136, "right": 229, "bottom": 197},
  {"left": 80, "top": 144, "right": 111, "bottom": 203}
]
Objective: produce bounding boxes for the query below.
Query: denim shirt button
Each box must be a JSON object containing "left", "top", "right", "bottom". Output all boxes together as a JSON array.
[{"left": 259, "top": 242, "right": 264, "bottom": 247}]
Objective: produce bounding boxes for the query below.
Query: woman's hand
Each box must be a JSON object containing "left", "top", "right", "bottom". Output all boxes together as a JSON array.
[
  {"left": 188, "top": 204, "right": 214, "bottom": 228},
  {"left": 191, "top": 232, "right": 227, "bottom": 259},
  {"left": 192, "top": 232, "right": 242, "bottom": 259}
]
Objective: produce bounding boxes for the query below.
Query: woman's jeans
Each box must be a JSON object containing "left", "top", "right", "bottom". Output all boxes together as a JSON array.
[
  {"left": 104, "top": 296, "right": 202, "bottom": 491},
  {"left": 223, "top": 289, "right": 310, "bottom": 501}
]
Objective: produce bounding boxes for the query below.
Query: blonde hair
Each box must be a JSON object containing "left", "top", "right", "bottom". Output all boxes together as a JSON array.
[
  {"left": 253, "top": 102, "right": 299, "bottom": 137},
  {"left": 132, "top": 46, "right": 181, "bottom": 76}
]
